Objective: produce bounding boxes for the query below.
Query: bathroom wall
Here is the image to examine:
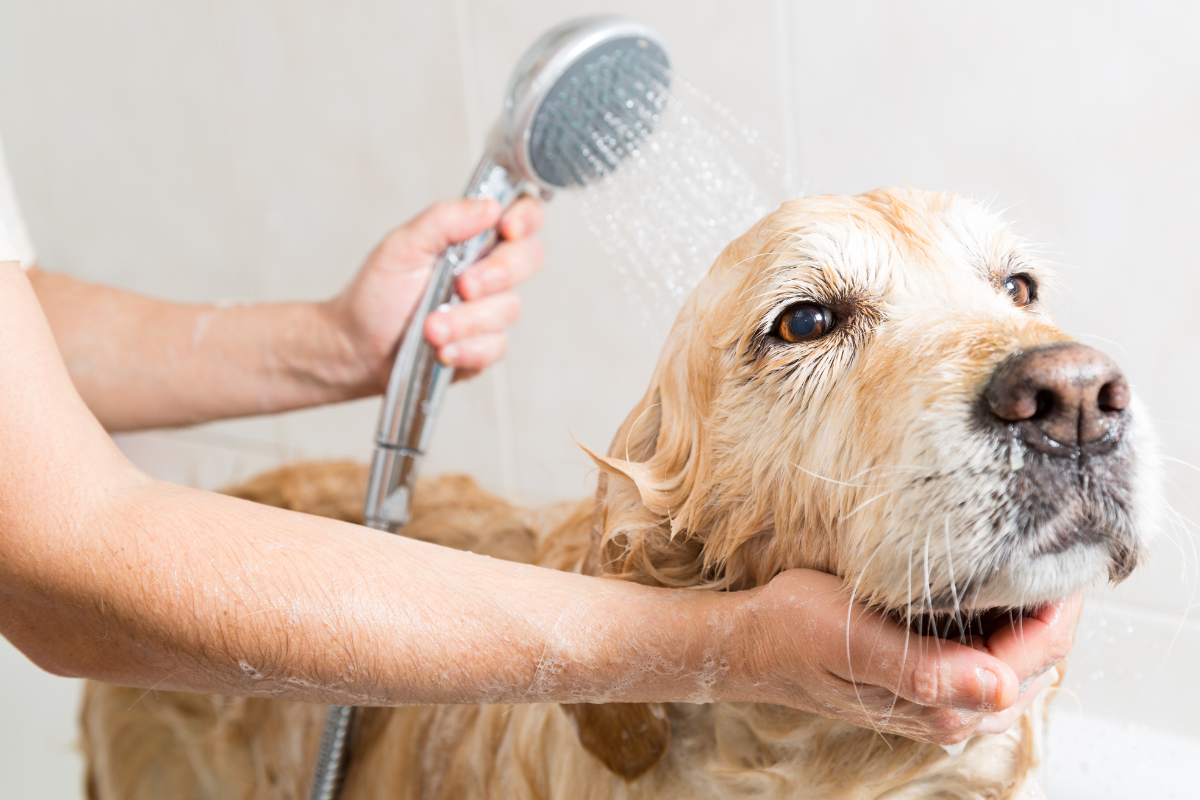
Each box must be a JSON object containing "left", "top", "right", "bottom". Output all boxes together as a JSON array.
[{"left": 1, "top": 2, "right": 1198, "bottom": 797}]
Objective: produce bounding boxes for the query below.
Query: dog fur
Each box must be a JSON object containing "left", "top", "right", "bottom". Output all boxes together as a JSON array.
[{"left": 81, "top": 188, "right": 1158, "bottom": 799}]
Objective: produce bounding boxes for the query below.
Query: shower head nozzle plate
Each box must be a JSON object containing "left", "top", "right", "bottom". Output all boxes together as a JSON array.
[{"left": 502, "top": 17, "right": 671, "bottom": 190}]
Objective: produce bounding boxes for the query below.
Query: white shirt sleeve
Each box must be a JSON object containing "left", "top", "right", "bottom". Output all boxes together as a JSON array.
[
  {"left": 0, "top": 219, "right": 18, "bottom": 264},
  {"left": 0, "top": 133, "right": 37, "bottom": 269}
]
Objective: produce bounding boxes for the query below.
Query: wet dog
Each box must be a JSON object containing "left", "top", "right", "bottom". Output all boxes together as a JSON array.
[{"left": 82, "top": 188, "right": 1159, "bottom": 799}]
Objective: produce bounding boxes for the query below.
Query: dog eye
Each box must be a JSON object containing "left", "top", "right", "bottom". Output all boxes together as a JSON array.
[
  {"left": 773, "top": 303, "right": 837, "bottom": 343},
  {"left": 1004, "top": 274, "right": 1037, "bottom": 307}
]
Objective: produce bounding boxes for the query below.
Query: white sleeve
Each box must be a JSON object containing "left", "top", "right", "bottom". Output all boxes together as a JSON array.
[
  {"left": 0, "top": 219, "right": 18, "bottom": 264},
  {"left": 0, "top": 134, "right": 37, "bottom": 269}
]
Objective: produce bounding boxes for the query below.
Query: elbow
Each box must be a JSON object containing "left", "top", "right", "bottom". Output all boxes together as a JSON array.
[
  {"left": 0, "top": 612, "right": 120, "bottom": 682},
  {"left": 28, "top": 652, "right": 89, "bottom": 680},
  {"left": 3, "top": 635, "right": 92, "bottom": 680}
]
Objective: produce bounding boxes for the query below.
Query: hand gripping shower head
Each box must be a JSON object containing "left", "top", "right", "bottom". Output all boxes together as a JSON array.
[{"left": 309, "top": 17, "right": 670, "bottom": 800}]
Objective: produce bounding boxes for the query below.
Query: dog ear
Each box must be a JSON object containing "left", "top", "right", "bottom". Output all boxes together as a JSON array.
[
  {"left": 561, "top": 702, "right": 671, "bottom": 781},
  {"left": 578, "top": 310, "right": 730, "bottom": 588}
]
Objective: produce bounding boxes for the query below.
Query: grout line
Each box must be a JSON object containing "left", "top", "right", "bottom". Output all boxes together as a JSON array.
[
  {"left": 450, "top": 0, "right": 485, "bottom": 159},
  {"left": 203, "top": 0, "right": 263, "bottom": 299},
  {"left": 773, "top": 0, "right": 801, "bottom": 197}
]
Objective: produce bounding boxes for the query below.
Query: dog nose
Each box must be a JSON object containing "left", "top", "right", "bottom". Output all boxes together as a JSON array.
[{"left": 985, "top": 344, "right": 1129, "bottom": 454}]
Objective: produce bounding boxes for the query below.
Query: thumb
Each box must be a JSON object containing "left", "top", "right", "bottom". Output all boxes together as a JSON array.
[
  {"left": 394, "top": 198, "right": 502, "bottom": 259},
  {"left": 832, "top": 604, "right": 1021, "bottom": 713}
]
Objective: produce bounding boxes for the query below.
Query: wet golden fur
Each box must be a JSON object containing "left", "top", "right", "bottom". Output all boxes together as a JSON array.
[{"left": 81, "top": 188, "right": 1156, "bottom": 799}]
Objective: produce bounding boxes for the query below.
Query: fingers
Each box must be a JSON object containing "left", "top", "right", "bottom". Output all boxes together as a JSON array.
[
  {"left": 859, "top": 639, "right": 1061, "bottom": 743},
  {"left": 973, "top": 672, "right": 1047, "bottom": 735},
  {"left": 752, "top": 570, "right": 1020, "bottom": 715},
  {"left": 396, "top": 198, "right": 542, "bottom": 376},
  {"left": 827, "top": 601, "right": 1020, "bottom": 714},
  {"left": 850, "top": 594, "right": 1079, "bottom": 717},
  {"left": 807, "top": 673, "right": 985, "bottom": 745},
  {"left": 387, "top": 198, "right": 503, "bottom": 261},
  {"left": 887, "top": 704, "right": 983, "bottom": 745},
  {"left": 424, "top": 292, "right": 519, "bottom": 371},
  {"left": 861, "top": 629, "right": 1017, "bottom": 713},
  {"left": 498, "top": 195, "right": 544, "bottom": 241},
  {"left": 387, "top": 195, "right": 543, "bottom": 266},
  {"left": 436, "top": 334, "right": 507, "bottom": 373},
  {"left": 425, "top": 293, "right": 521, "bottom": 348},
  {"left": 457, "top": 236, "right": 544, "bottom": 301},
  {"left": 863, "top": 667, "right": 1052, "bottom": 744},
  {"left": 985, "top": 594, "right": 1080, "bottom": 686}
]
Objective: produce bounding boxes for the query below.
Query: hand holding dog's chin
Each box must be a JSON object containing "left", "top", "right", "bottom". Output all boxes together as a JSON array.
[{"left": 720, "top": 569, "right": 1077, "bottom": 745}]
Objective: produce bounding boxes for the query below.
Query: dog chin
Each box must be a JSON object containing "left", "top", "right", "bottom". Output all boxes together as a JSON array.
[
  {"left": 899, "top": 542, "right": 1112, "bottom": 642},
  {"left": 969, "top": 541, "right": 1112, "bottom": 611}
]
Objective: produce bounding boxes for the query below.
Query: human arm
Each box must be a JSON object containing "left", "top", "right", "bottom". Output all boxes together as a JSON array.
[{"left": 26, "top": 197, "right": 543, "bottom": 431}]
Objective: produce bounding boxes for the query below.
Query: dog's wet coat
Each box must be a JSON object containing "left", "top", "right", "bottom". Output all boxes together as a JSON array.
[{"left": 82, "top": 188, "right": 1158, "bottom": 799}]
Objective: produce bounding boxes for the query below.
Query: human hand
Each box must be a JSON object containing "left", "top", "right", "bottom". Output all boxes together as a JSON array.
[
  {"left": 725, "top": 569, "right": 1078, "bottom": 745},
  {"left": 324, "top": 196, "right": 544, "bottom": 391}
]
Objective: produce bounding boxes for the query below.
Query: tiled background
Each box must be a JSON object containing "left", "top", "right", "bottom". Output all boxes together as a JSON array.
[{"left": 1, "top": 1, "right": 1198, "bottom": 797}]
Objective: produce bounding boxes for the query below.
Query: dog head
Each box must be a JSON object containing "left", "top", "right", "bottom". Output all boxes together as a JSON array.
[
  {"left": 589, "top": 186, "right": 1159, "bottom": 624},
  {"left": 570, "top": 187, "right": 1160, "bottom": 780}
]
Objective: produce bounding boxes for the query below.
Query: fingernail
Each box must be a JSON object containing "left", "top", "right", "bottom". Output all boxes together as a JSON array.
[
  {"left": 439, "top": 343, "right": 459, "bottom": 366},
  {"left": 977, "top": 669, "right": 997, "bottom": 711},
  {"left": 473, "top": 198, "right": 498, "bottom": 216}
]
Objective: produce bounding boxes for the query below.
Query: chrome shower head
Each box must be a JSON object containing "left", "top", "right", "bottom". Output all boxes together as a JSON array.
[{"left": 498, "top": 16, "right": 671, "bottom": 190}]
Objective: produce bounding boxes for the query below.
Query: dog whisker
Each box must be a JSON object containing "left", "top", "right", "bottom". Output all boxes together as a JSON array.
[
  {"left": 790, "top": 462, "right": 891, "bottom": 489},
  {"left": 921, "top": 524, "right": 944, "bottom": 659},
  {"left": 844, "top": 540, "right": 898, "bottom": 745},
  {"left": 840, "top": 485, "right": 908, "bottom": 522},
  {"left": 943, "top": 518, "right": 966, "bottom": 642}
]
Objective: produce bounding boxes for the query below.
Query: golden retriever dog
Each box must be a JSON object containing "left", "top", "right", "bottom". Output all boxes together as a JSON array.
[{"left": 81, "top": 188, "right": 1159, "bottom": 799}]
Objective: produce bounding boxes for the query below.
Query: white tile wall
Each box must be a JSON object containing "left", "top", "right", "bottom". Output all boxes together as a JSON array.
[{"left": 1, "top": 1, "right": 1198, "bottom": 797}]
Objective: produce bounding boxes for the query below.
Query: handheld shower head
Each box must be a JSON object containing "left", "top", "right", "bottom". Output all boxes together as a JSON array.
[
  {"left": 498, "top": 16, "right": 671, "bottom": 190},
  {"left": 311, "top": 19, "right": 671, "bottom": 800}
]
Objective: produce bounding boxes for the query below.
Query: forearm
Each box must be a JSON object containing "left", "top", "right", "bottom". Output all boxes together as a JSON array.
[
  {"left": 27, "top": 198, "right": 543, "bottom": 432},
  {"left": 3, "top": 469, "right": 735, "bottom": 706},
  {"left": 28, "top": 269, "right": 373, "bottom": 430},
  {"left": 11, "top": 271, "right": 731, "bottom": 706}
]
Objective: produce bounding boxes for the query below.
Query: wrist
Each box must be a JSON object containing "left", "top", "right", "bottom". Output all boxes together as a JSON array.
[
  {"left": 288, "top": 299, "right": 388, "bottom": 400},
  {"left": 704, "top": 587, "right": 760, "bottom": 703},
  {"left": 620, "top": 585, "right": 750, "bottom": 704}
]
